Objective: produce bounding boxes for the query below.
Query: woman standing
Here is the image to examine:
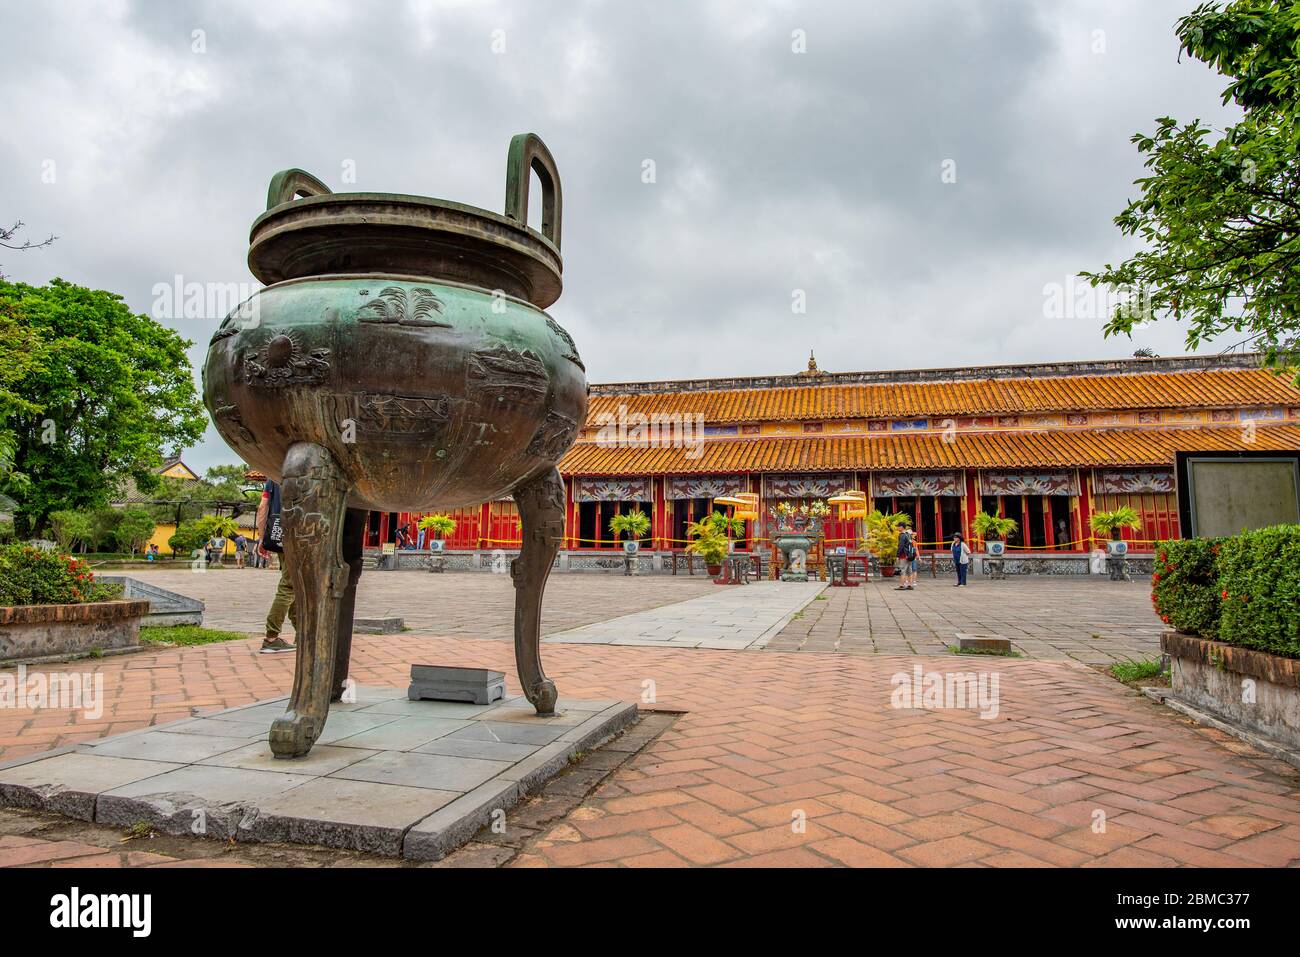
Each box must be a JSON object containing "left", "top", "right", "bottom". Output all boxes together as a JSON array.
[{"left": 951, "top": 532, "right": 971, "bottom": 586}]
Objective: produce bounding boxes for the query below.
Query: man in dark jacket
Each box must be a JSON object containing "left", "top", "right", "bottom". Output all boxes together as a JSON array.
[{"left": 258, "top": 480, "right": 296, "bottom": 654}]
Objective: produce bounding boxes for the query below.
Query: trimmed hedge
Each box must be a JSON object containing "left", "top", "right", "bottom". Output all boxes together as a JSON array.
[
  {"left": 1151, "top": 537, "right": 1223, "bottom": 638},
  {"left": 1152, "top": 525, "right": 1300, "bottom": 659}
]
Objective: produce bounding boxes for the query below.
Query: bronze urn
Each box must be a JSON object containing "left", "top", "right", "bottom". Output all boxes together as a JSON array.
[{"left": 202, "top": 134, "right": 585, "bottom": 757}]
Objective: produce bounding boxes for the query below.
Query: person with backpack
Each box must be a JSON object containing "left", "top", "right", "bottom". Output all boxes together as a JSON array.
[
  {"left": 895, "top": 524, "right": 918, "bottom": 591},
  {"left": 951, "top": 532, "right": 972, "bottom": 586},
  {"left": 256, "top": 480, "right": 296, "bottom": 654}
]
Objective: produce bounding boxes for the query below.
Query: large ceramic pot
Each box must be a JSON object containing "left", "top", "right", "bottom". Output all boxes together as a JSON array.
[{"left": 203, "top": 139, "right": 586, "bottom": 511}]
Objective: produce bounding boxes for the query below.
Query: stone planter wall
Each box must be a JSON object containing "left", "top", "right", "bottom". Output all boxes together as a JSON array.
[
  {"left": 1161, "top": 631, "right": 1300, "bottom": 751},
  {"left": 0, "top": 600, "right": 150, "bottom": 662}
]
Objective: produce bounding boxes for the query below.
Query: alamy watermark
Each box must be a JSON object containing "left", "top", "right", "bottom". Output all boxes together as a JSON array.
[
  {"left": 0, "top": 665, "right": 103, "bottom": 719},
  {"left": 890, "top": 664, "right": 1000, "bottom": 720},
  {"left": 591, "top": 403, "right": 705, "bottom": 459}
]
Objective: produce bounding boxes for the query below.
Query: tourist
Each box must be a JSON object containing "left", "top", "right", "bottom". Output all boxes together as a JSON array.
[
  {"left": 257, "top": 480, "right": 296, "bottom": 654},
  {"left": 232, "top": 532, "right": 246, "bottom": 569},
  {"left": 895, "top": 526, "right": 918, "bottom": 591},
  {"left": 951, "top": 532, "right": 971, "bottom": 586}
]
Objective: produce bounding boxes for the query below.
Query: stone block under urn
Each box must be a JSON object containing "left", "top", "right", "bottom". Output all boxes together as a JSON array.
[{"left": 202, "top": 134, "right": 586, "bottom": 757}]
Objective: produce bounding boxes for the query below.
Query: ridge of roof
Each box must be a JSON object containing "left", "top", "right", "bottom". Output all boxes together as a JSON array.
[{"left": 587, "top": 353, "right": 1266, "bottom": 396}]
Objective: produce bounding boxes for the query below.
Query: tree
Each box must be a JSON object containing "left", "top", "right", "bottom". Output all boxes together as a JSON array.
[
  {"left": 0, "top": 221, "right": 56, "bottom": 280},
  {"left": 1082, "top": 1, "right": 1300, "bottom": 377},
  {"left": 47, "top": 509, "right": 94, "bottom": 552},
  {"left": 0, "top": 279, "right": 207, "bottom": 536},
  {"left": 114, "top": 508, "right": 157, "bottom": 556}
]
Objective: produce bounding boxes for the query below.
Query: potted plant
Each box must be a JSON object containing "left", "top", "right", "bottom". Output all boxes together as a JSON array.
[
  {"left": 1090, "top": 506, "right": 1141, "bottom": 554},
  {"left": 686, "top": 522, "right": 730, "bottom": 576},
  {"left": 418, "top": 513, "right": 457, "bottom": 550},
  {"left": 609, "top": 509, "right": 651, "bottom": 553},
  {"left": 862, "top": 509, "right": 911, "bottom": 577},
  {"left": 972, "top": 511, "right": 1018, "bottom": 555}
]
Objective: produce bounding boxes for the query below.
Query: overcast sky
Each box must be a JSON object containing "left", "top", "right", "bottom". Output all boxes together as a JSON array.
[{"left": 1, "top": 0, "right": 1241, "bottom": 472}]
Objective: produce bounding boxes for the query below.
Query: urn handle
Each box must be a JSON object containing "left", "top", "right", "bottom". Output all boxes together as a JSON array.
[
  {"left": 504, "top": 133, "right": 562, "bottom": 250},
  {"left": 265, "top": 169, "right": 333, "bottom": 210}
]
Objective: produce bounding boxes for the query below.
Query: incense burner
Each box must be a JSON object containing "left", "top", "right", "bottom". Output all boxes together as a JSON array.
[{"left": 202, "top": 134, "right": 584, "bottom": 756}]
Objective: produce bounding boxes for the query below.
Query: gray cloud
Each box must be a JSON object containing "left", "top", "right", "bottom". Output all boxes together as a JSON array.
[{"left": 0, "top": 0, "right": 1240, "bottom": 470}]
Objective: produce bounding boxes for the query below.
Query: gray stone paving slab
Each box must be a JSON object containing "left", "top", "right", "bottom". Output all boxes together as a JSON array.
[
  {"left": 0, "top": 753, "right": 181, "bottom": 820},
  {"left": 84, "top": 729, "right": 252, "bottom": 763},
  {"left": 329, "top": 716, "right": 470, "bottom": 751},
  {"left": 545, "top": 580, "right": 826, "bottom": 649},
  {"left": 329, "top": 749, "right": 514, "bottom": 791},
  {"left": 198, "top": 741, "right": 377, "bottom": 775},
  {"left": 250, "top": 777, "right": 461, "bottom": 855},
  {"left": 445, "top": 720, "right": 570, "bottom": 746},
  {"left": 0, "top": 685, "right": 636, "bottom": 859}
]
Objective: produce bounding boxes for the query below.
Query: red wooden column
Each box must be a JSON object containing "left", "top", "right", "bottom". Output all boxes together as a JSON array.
[
  {"left": 653, "top": 477, "right": 667, "bottom": 550},
  {"left": 964, "top": 470, "right": 979, "bottom": 542},
  {"left": 564, "top": 479, "right": 576, "bottom": 549},
  {"left": 1077, "top": 469, "right": 1094, "bottom": 553}
]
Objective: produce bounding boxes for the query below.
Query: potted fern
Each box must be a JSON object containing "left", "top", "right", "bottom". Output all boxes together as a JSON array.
[
  {"left": 972, "top": 511, "right": 1018, "bottom": 556},
  {"left": 1090, "top": 506, "right": 1141, "bottom": 554},
  {"left": 417, "top": 514, "right": 457, "bottom": 550},
  {"left": 609, "top": 509, "right": 651, "bottom": 553},
  {"left": 862, "top": 509, "right": 911, "bottom": 577}
]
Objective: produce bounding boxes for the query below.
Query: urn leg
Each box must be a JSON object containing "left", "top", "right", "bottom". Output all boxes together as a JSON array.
[
  {"left": 510, "top": 467, "right": 563, "bottom": 715},
  {"left": 269, "top": 442, "right": 350, "bottom": 758},
  {"left": 330, "top": 508, "right": 367, "bottom": 702}
]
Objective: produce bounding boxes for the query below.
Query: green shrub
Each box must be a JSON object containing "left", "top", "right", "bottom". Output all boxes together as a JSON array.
[
  {"left": 1214, "top": 525, "right": 1300, "bottom": 659},
  {"left": 1151, "top": 537, "right": 1223, "bottom": 638},
  {"left": 0, "top": 544, "right": 118, "bottom": 606}
]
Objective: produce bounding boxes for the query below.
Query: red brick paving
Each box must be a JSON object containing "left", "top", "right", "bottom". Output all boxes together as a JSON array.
[{"left": 0, "top": 634, "right": 1297, "bottom": 867}]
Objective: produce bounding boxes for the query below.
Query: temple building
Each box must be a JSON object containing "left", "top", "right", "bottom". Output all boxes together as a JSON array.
[{"left": 367, "top": 353, "right": 1300, "bottom": 569}]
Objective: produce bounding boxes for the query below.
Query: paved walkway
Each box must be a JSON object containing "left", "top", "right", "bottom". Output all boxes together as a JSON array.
[
  {"left": 766, "top": 577, "right": 1163, "bottom": 663},
  {"left": 121, "top": 569, "right": 1163, "bottom": 663},
  {"left": 1, "top": 634, "right": 1297, "bottom": 867},
  {"left": 545, "top": 581, "right": 825, "bottom": 649},
  {"left": 119, "top": 567, "right": 716, "bottom": 640}
]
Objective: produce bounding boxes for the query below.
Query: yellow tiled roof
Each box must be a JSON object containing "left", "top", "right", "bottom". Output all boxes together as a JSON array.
[
  {"left": 584, "top": 368, "right": 1300, "bottom": 425},
  {"left": 559, "top": 425, "right": 1300, "bottom": 475}
]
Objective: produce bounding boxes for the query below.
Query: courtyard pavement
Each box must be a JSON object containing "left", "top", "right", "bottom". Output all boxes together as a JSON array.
[{"left": 1, "top": 573, "right": 1297, "bottom": 868}]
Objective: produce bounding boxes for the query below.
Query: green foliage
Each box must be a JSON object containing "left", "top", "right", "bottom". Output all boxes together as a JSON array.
[
  {"left": 417, "top": 514, "right": 457, "bottom": 539},
  {"left": 1090, "top": 506, "right": 1143, "bottom": 540},
  {"left": 608, "top": 509, "right": 651, "bottom": 540},
  {"left": 140, "top": 624, "right": 250, "bottom": 646},
  {"left": 1082, "top": 1, "right": 1300, "bottom": 378},
  {"left": 688, "top": 510, "right": 745, "bottom": 539},
  {"left": 168, "top": 514, "right": 237, "bottom": 556},
  {"left": 1152, "top": 537, "right": 1224, "bottom": 637},
  {"left": 1109, "top": 658, "right": 1165, "bottom": 683},
  {"left": 1153, "top": 527, "right": 1300, "bottom": 658},
  {"left": 1215, "top": 524, "right": 1300, "bottom": 657},
  {"left": 0, "top": 544, "right": 116, "bottom": 605},
  {"left": 686, "top": 522, "right": 730, "bottom": 565},
  {"left": 147, "top": 465, "right": 257, "bottom": 527},
  {"left": 113, "top": 507, "right": 156, "bottom": 555},
  {"left": 0, "top": 278, "right": 206, "bottom": 536},
  {"left": 971, "top": 511, "right": 1017, "bottom": 542},
  {"left": 47, "top": 508, "right": 96, "bottom": 552},
  {"left": 862, "top": 509, "right": 912, "bottom": 562}
]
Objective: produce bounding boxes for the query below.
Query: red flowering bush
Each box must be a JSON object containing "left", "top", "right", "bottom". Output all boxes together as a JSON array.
[
  {"left": 1151, "top": 537, "right": 1223, "bottom": 638},
  {"left": 0, "top": 544, "right": 119, "bottom": 606}
]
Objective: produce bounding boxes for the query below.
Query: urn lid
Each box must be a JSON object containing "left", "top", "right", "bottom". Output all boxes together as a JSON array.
[{"left": 248, "top": 134, "right": 564, "bottom": 309}]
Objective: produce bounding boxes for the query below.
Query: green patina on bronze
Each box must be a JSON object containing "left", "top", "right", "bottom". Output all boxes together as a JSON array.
[{"left": 201, "top": 134, "right": 585, "bottom": 757}]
